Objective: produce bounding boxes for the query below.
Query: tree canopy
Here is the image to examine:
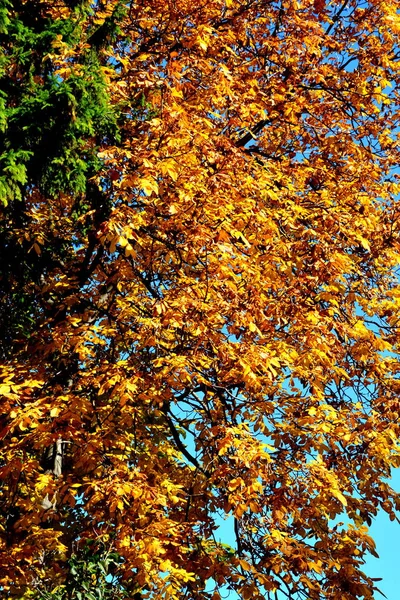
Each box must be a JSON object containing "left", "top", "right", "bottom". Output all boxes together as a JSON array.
[{"left": 1, "top": 0, "right": 400, "bottom": 599}]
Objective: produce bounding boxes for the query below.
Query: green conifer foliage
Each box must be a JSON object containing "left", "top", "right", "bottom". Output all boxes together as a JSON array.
[
  {"left": 0, "top": 0, "right": 121, "bottom": 204},
  {"left": 0, "top": 0, "right": 125, "bottom": 355}
]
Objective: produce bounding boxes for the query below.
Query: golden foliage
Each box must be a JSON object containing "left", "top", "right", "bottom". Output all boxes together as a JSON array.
[{"left": 1, "top": 0, "right": 400, "bottom": 599}]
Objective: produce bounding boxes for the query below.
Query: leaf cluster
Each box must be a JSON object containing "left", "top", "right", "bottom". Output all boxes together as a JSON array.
[{"left": 1, "top": 1, "right": 400, "bottom": 600}]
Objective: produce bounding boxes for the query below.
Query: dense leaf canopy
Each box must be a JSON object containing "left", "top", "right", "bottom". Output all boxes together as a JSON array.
[{"left": 1, "top": 1, "right": 400, "bottom": 599}]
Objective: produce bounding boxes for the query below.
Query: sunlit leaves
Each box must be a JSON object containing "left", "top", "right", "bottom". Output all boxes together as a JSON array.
[{"left": 1, "top": 0, "right": 400, "bottom": 599}]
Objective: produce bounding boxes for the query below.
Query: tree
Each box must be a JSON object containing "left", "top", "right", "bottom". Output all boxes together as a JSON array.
[{"left": 1, "top": 0, "right": 400, "bottom": 598}]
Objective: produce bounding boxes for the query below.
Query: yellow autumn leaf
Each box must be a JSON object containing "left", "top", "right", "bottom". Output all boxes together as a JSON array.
[
  {"left": 331, "top": 488, "right": 348, "bottom": 506},
  {"left": 140, "top": 177, "right": 159, "bottom": 196}
]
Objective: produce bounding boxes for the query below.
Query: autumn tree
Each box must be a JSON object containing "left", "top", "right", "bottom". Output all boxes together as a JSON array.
[{"left": 1, "top": 0, "right": 400, "bottom": 599}]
